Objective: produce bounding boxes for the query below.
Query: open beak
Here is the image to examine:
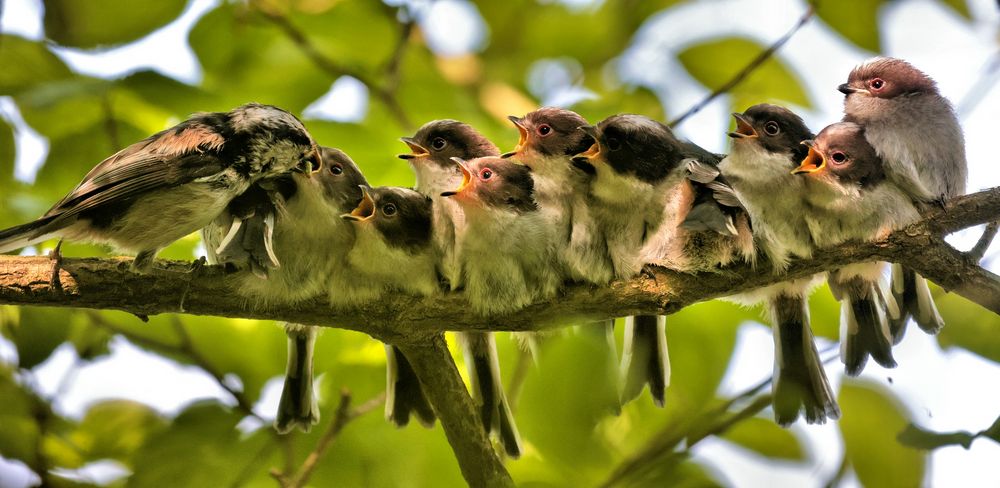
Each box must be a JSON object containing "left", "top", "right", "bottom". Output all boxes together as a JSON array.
[
  {"left": 441, "top": 158, "right": 473, "bottom": 197},
  {"left": 501, "top": 115, "right": 529, "bottom": 158},
  {"left": 792, "top": 141, "right": 825, "bottom": 175},
  {"left": 397, "top": 137, "right": 429, "bottom": 160},
  {"left": 838, "top": 83, "right": 863, "bottom": 95},
  {"left": 294, "top": 147, "right": 323, "bottom": 177},
  {"left": 727, "top": 113, "right": 757, "bottom": 139},
  {"left": 571, "top": 126, "right": 602, "bottom": 170},
  {"left": 341, "top": 186, "right": 376, "bottom": 221}
]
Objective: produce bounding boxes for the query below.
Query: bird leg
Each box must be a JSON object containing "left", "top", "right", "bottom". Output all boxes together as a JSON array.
[
  {"left": 48, "top": 239, "right": 64, "bottom": 294},
  {"left": 178, "top": 256, "right": 207, "bottom": 313}
]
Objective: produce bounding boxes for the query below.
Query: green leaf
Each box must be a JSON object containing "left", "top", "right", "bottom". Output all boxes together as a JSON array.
[
  {"left": 0, "top": 35, "right": 72, "bottom": 95},
  {"left": 69, "top": 400, "right": 167, "bottom": 466},
  {"left": 0, "top": 365, "right": 42, "bottom": 467},
  {"left": 43, "top": 0, "right": 187, "bottom": 49},
  {"left": 839, "top": 379, "right": 926, "bottom": 487},
  {"left": 0, "top": 117, "right": 14, "bottom": 186},
  {"left": 677, "top": 37, "right": 811, "bottom": 113},
  {"left": 721, "top": 416, "right": 805, "bottom": 461},
  {"left": 938, "top": 0, "right": 972, "bottom": 20},
  {"left": 815, "top": 0, "right": 884, "bottom": 52},
  {"left": 897, "top": 423, "right": 976, "bottom": 450},
  {"left": 983, "top": 415, "right": 1000, "bottom": 444},
  {"left": 935, "top": 291, "right": 1000, "bottom": 364},
  {"left": 2, "top": 307, "right": 76, "bottom": 369}
]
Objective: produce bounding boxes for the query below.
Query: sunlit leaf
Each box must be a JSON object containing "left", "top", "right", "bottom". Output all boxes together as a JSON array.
[
  {"left": 839, "top": 379, "right": 926, "bottom": 487},
  {"left": 0, "top": 118, "right": 14, "bottom": 186},
  {"left": 897, "top": 423, "right": 976, "bottom": 450},
  {"left": 0, "top": 35, "right": 73, "bottom": 95},
  {"left": 69, "top": 400, "right": 167, "bottom": 466},
  {"left": 43, "top": 0, "right": 187, "bottom": 49},
  {"left": 815, "top": 0, "right": 884, "bottom": 52},
  {"left": 936, "top": 291, "right": 1000, "bottom": 364},
  {"left": 678, "top": 37, "right": 811, "bottom": 113},
  {"left": 938, "top": 0, "right": 972, "bottom": 20},
  {"left": 721, "top": 416, "right": 805, "bottom": 461},
  {"left": 2, "top": 307, "right": 75, "bottom": 369}
]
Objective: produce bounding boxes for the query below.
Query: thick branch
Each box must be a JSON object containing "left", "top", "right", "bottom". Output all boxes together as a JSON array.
[
  {"left": 1, "top": 188, "right": 999, "bottom": 342},
  {"left": 396, "top": 335, "right": 515, "bottom": 488}
]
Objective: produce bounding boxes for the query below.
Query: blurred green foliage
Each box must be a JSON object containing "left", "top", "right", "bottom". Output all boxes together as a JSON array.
[{"left": 0, "top": 0, "right": 995, "bottom": 486}]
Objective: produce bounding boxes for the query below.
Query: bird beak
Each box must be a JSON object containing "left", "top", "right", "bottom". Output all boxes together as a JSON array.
[
  {"left": 441, "top": 158, "right": 473, "bottom": 197},
  {"left": 838, "top": 83, "right": 863, "bottom": 95},
  {"left": 571, "top": 125, "right": 602, "bottom": 169},
  {"left": 727, "top": 113, "right": 757, "bottom": 139},
  {"left": 294, "top": 148, "right": 323, "bottom": 177},
  {"left": 792, "top": 141, "right": 825, "bottom": 174},
  {"left": 341, "top": 186, "right": 376, "bottom": 221},
  {"left": 501, "top": 115, "right": 528, "bottom": 159},
  {"left": 397, "top": 137, "right": 429, "bottom": 160}
]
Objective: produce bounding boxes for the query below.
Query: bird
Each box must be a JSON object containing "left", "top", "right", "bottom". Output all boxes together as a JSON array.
[
  {"left": 839, "top": 57, "right": 964, "bottom": 340},
  {"left": 794, "top": 121, "right": 921, "bottom": 376},
  {"left": 202, "top": 146, "right": 368, "bottom": 434},
  {"left": 340, "top": 185, "right": 440, "bottom": 429},
  {"left": 0, "top": 103, "right": 321, "bottom": 273},
  {"left": 398, "top": 119, "right": 521, "bottom": 443},
  {"left": 715, "top": 104, "right": 840, "bottom": 425},
  {"left": 441, "top": 155, "right": 559, "bottom": 457},
  {"left": 572, "top": 114, "right": 692, "bottom": 408}
]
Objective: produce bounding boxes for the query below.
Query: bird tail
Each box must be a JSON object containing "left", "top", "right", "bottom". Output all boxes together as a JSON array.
[
  {"left": 385, "top": 345, "right": 436, "bottom": 428},
  {"left": 0, "top": 216, "right": 61, "bottom": 255},
  {"left": 830, "top": 268, "right": 896, "bottom": 376},
  {"left": 620, "top": 315, "right": 670, "bottom": 407},
  {"left": 275, "top": 324, "right": 320, "bottom": 434},
  {"left": 460, "top": 331, "right": 522, "bottom": 458},
  {"left": 888, "top": 263, "right": 944, "bottom": 342},
  {"left": 769, "top": 293, "right": 840, "bottom": 426}
]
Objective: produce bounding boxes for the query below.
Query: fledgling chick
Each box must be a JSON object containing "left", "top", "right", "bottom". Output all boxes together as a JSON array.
[
  {"left": 794, "top": 122, "right": 921, "bottom": 376},
  {"left": 398, "top": 120, "right": 519, "bottom": 441},
  {"left": 839, "top": 57, "right": 964, "bottom": 339},
  {"left": 340, "top": 186, "right": 439, "bottom": 429},
  {"left": 715, "top": 104, "right": 840, "bottom": 426},
  {"left": 202, "top": 147, "right": 368, "bottom": 434},
  {"left": 572, "top": 115, "right": 692, "bottom": 408},
  {"left": 0, "top": 103, "right": 321, "bottom": 273}
]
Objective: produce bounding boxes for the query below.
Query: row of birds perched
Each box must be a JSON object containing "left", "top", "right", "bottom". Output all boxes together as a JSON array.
[{"left": 0, "top": 57, "right": 966, "bottom": 458}]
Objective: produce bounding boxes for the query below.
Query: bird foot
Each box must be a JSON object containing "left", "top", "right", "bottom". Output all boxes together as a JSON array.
[
  {"left": 48, "top": 239, "right": 64, "bottom": 294},
  {"left": 179, "top": 256, "right": 208, "bottom": 313}
]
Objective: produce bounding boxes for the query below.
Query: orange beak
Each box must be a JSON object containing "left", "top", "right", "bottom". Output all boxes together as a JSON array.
[
  {"left": 397, "top": 137, "right": 429, "bottom": 160},
  {"left": 501, "top": 115, "right": 529, "bottom": 158},
  {"left": 441, "top": 158, "right": 473, "bottom": 197},
  {"left": 341, "top": 186, "right": 376, "bottom": 221},
  {"left": 728, "top": 113, "right": 757, "bottom": 139},
  {"left": 792, "top": 141, "right": 825, "bottom": 175}
]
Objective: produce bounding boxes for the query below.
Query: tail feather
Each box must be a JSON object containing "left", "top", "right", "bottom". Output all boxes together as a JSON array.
[
  {"left": 385, "top": 345, "right": 436, "bottom": 428},
  {"left": 769, "top": 294, "right": 840, "bottom": 426},
  {"left": 460, "top": 332, "right": 522, "bottom": 458},
  {"left": 620, "top": 315, "right": 670, "bottom": 407},
  {"left": 839, "top": 280, "right": 896, "bottom": 376},
  {"left": 0, "top": 216, "right": 60, "bottom": 254},
  {"left": 275, "top": 324, "right": 320, "bottom": 434},
  {"left": 889, "top": 264, "right": 944, "bottom": 342}
]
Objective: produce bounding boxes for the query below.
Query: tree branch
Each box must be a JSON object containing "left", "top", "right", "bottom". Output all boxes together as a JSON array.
[
  {"left": 2, "top": 187, "right": 998, "bottom": 342},
  {"left": 397, "top": 335, "right": 515, "bottom": 488}
]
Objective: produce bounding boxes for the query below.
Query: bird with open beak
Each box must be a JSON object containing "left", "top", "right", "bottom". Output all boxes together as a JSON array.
[
  {"left": 571, "top": 114, "right": 693, "bottom": 408},
  {"left": 716, "top": 104, "right": 841, "bottom": 426},
  {"left": 202, "top": 146, "right": 368, "bottom": 434},
  {"left": 398, "top": 120, "right": 523, "bottom": 452},
  {"left": 793, "top": 122, "right": 921, "bottom": 376},
  {"left": 337, "top": 185, "right": 439, "bottom": 428},
  {"left": 839, "top": 57, "right": 964, "bottom": 341},
  {"left": 0, "top": 103, "right": 322, "bottom": 273}
]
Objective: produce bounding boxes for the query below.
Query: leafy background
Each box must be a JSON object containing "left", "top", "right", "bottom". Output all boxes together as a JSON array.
[{"left": 1, "top": 0, "right": 999, "bottom": 486}]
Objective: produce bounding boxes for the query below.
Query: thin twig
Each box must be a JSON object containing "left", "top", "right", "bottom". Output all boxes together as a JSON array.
[
  {"left": 668, "top": 6, "right": 815, "bottom": 127},
  {"left": 967, "top": 220, "right": 999, "bottom": 263}
]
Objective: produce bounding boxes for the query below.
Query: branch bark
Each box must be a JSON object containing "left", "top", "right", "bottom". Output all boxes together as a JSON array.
[{"left": 2, "top": 188, "right": 998, "bottom": 342}]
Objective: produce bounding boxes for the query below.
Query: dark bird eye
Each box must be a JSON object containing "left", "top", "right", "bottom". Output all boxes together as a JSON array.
[
  {"left": 869, "top": 78, "right": 885, "bottom": 90},
  {"left": 431, "top": 137, "right": 447, "bottom": 151},
  {"left": 764, "top": 121, "right": 780, "bottom": 136},
  {"left": 606, "top": 137, "right": 622, "bottom": 151},
  {"left": 480, "top": 168, "right": 493, "bottom": 180},
  {"left": 382, "top": 203, "right": 397, "bottom": 216},
  {"left": 831, "top": 152, "right": 848, "bottom": 164},
  {"left": 329, "top": 164, "right": 343, "bottom": 175},
  {"left": 537, "top": 124, "right": 552, "bottom": 136}
]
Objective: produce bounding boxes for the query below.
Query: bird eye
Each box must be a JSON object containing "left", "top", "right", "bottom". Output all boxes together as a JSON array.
[
  {"left": 329, "top": 163, "right": 343, "bottom": 175},
  {"left": 606, "top": 137, "right": 622, "bottom": 151},
  {"left": 382, "top": 203, "right": 397, "bottom": 216},
  {"left": 480, "top": 168, "right": 493, "bottom": 180},
  {"left": 431, "top": 137, "right": 447, "bottom": 151},
  {"left": 831, "top": 152, "right": 848, "bottom": 164},
  {"left": 869, "top": 78, "right": 885, "bottom": 90},
  {"left": 537, "top": 124, "right": 552, "bottom": 137},
  {"left": 764, "top": 121, "right": 780, "bottom": 136}
]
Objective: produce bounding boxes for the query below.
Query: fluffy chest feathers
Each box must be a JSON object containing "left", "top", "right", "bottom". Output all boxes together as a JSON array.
[
  {"left": 803, "top": 180, "right": 920, "bottom": 248},
  {"left": 347, "top": 224, "right": 438, "bottom": 297}
]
